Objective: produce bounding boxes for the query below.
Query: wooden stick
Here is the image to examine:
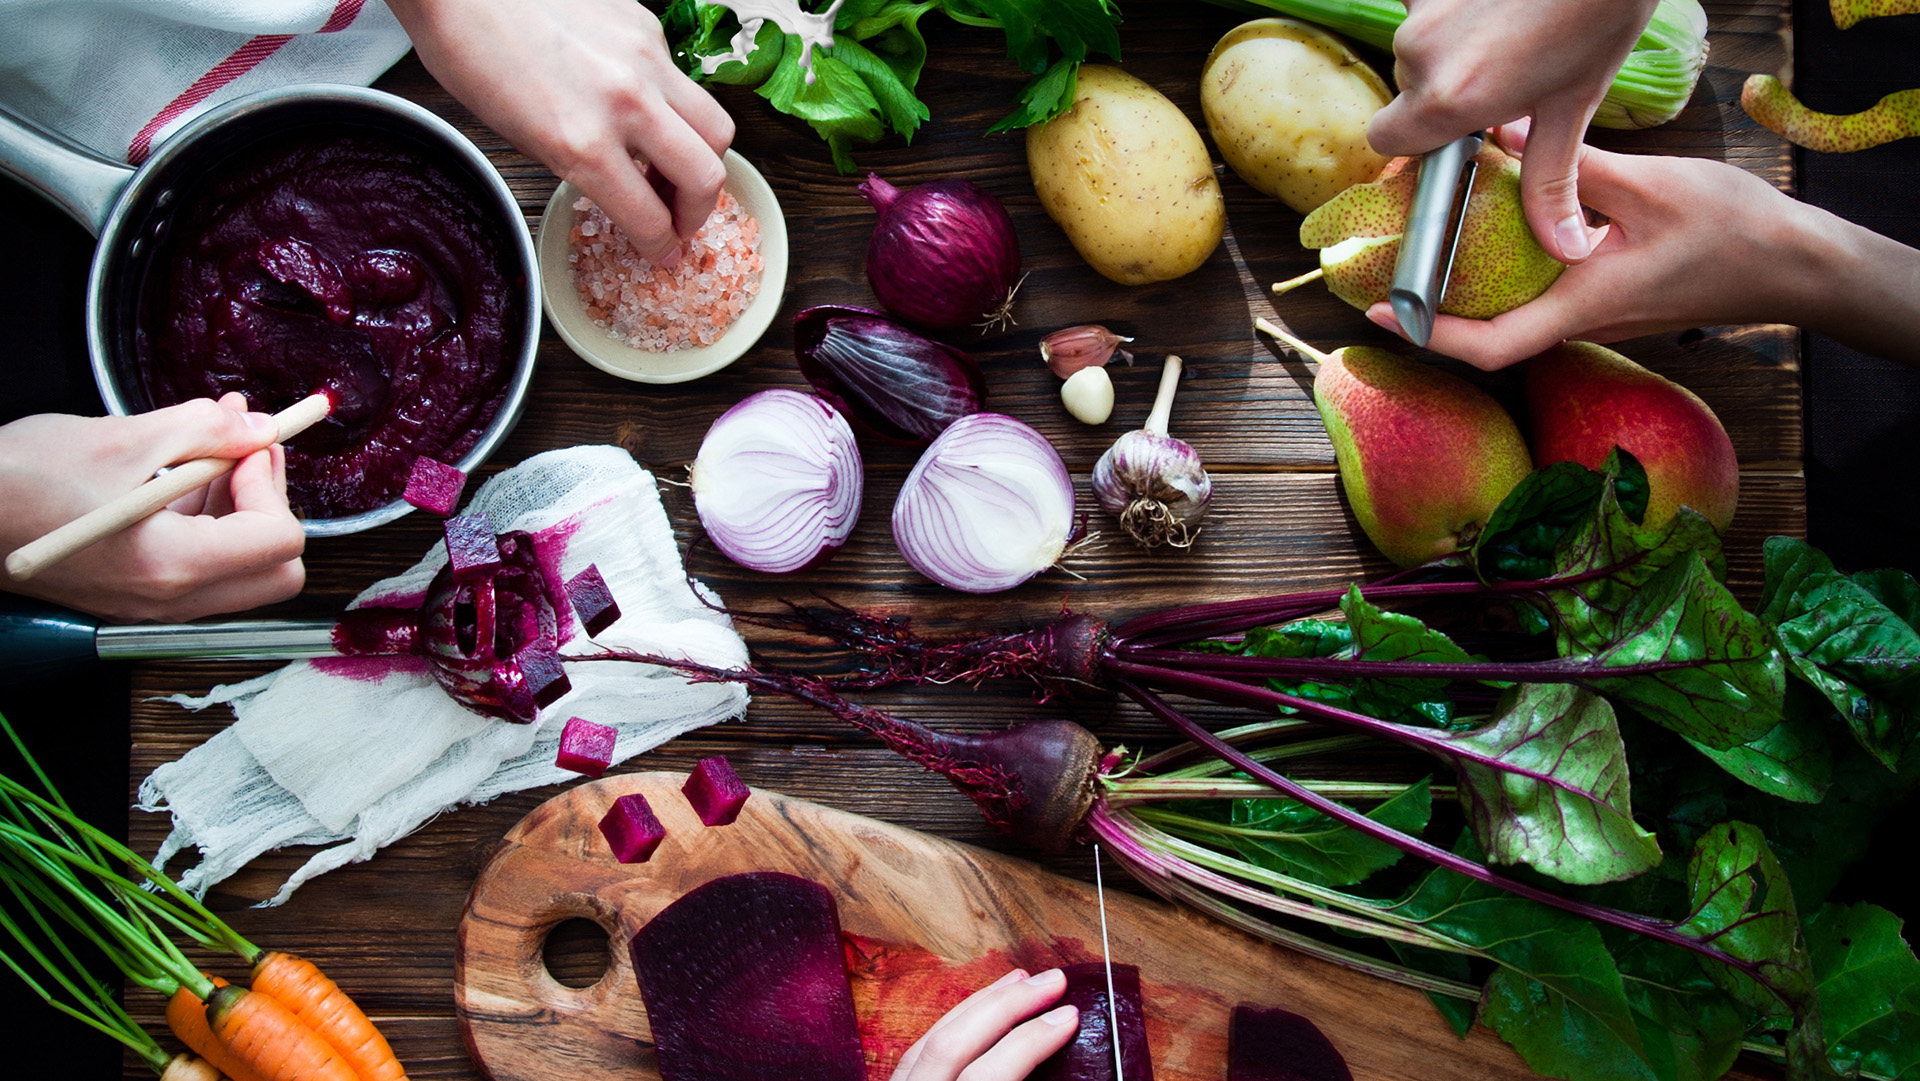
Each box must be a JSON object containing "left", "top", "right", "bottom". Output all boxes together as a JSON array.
[{"left": 4, "top": 393, "right": 331, "bottom": 582}]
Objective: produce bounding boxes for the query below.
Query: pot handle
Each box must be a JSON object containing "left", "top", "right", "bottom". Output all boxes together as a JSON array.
[{"left": 0, "top": 106, "right": 133, "bottom": 237}]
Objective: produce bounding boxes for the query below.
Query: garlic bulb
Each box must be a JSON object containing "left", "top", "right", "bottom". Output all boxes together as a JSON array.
[{"left": 1090, "top": 355, "right": 1210, "bottom": 549}]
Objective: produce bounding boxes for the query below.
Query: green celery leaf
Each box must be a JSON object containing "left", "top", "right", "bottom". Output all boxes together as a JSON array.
[
  {"left": 823, "top": 32, "right": 932, "bottom": 142},
  {"left": 1760, "top": 537, "right": 1920, "bottom": 769},
  {"left": 1613, "top": 936, "right": 1752, "bottom": 1081},
  {"left": 1436, "top": 683, "right": 1662, "bottom": 884},
  {"left": 758, "top": 44, "right": 887, "bottom": 172},
  {"left": 1474, "top": 459, "right": 1626, "bottom": 584},
  {"left": 989, "top": 56, "right": 1079, "bottom": 131},
  {"left": 1803, "top": 903, "right": 1920, "bottom": 1079},
  {"left": 1579, "top": 550, "right": 1785, "bottom": 750},
  {"left": 1386, "top": 941, "right": 1479, "bottom": 1037},
  {"left": 960, "top": 0, "right": 1122, "bottom": 71},
  {"left": 1392, "top": 836, "right": 1658, "bottom": 1081},
  {"left": 1217, "top": 777, "right": 1431, "bottom": 888}
]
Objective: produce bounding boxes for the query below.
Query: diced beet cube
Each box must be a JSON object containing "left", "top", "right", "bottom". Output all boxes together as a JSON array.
[
  {"left": 631, "top": 872, "right": 864, "bottom": 1080},
  {"left": 1034, "top": 962, "right": 1155, "bottom": 1081},
  {"left": 1227, "top": 1006, "right": 1352, "bottom": 1081},
  {"left": 682, "top": 756, "right": 751, "bottom": 826},
  {"left": 404, "top": 456, "right": 468, "bottom": 516},
  {"left": 514, "top": 642, "right": 572, "bottom": 709},
  {"left": 556, "top": 716, "right": 618, "bottom": 778},
  {"left": 599, "top": 793, "right": 666, "bottom": 864},
  {"left": 444, "top": 513, "right": 501, "bottom": 583},
  {"left": 565, "top": 563, "right": 621, "bottom": 636}
]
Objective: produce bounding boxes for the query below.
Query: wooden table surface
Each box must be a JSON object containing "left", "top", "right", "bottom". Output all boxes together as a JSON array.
[{"left": 126, "top": 4, "right": 1800, "bottom": 1078}]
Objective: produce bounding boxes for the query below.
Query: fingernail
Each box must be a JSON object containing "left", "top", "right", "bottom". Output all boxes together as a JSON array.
[
  {"left": 1364, "top": 303, "right": 1399, "bottom": 332},
  {"left": 661, "top": 244, "right": 683, "bottom": 268},
  {"left": 1024, "top": 968, "right": 1065, "bottom": 988},
  {"left": 991, "top": 968, "right": 1028, "bottom": 988},
  {"left": 1555, "top": 215, "right": 1592, "bottom": 261},
  {"left": 1041, "top": 1005, "right": 1078, "bottom": 1026},
  {"left": 246, "top": 412, "right": 278, "bottom": 436}
]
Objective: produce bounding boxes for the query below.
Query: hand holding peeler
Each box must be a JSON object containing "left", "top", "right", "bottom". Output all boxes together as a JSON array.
[{"left": 1389, "top": 132, "right": 1484, "bottom": 348}]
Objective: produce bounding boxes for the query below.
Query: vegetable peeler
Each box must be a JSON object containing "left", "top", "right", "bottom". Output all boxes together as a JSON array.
[
  {"left": 0, "top": 603, "right": 337, "bottom": 687},
  {"left": 1389, "top": 132, "right": 1484, "bottom": 348}
]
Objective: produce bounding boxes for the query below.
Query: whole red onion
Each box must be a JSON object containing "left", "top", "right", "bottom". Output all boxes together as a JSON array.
[{"left": 858, "top": 174, "right": 1022, "bottom": 331}]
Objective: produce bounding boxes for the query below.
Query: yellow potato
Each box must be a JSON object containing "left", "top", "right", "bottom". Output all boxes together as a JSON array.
[
  {"left": 1200, "top": 19, "right": 1392, "bottom": 214},
  {"left": 1026, "top": 65, "right": 1225, "bottom": 286}
]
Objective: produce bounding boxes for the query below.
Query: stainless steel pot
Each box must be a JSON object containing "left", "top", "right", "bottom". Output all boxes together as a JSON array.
[{"left": 0, "top": 84, "right": 539, "bottom": 537}]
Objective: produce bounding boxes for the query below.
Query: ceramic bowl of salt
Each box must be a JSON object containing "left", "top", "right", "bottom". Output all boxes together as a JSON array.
[{"left": 536, "top": 150, "right": 789, "bottom": 384}]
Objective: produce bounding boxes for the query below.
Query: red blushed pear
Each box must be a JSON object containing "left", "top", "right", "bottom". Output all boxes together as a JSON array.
[
  {"left": 1258, "top": 320, "right": 1532, "bottom": 568},
  {"left": 1525, "top": 342, "right": 1739, "bottom": 530}
]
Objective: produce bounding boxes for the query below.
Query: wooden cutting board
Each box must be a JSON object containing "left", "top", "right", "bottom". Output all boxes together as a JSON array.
[{"left": 454, "top": 771, "right": 1537, "bottom": 1081}]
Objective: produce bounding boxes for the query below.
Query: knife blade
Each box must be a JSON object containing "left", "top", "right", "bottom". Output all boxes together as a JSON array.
[
  {"left": 1093, "top": 842, "right": 1124, "bottom": 1081},
  {"left": 1388, "top": 132, "right": 1483, "bottom": 348}
]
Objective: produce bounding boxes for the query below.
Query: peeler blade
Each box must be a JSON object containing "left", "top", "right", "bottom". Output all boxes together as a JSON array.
[{"left": 1389, "top": 132, "right": 1483, "bottom": 348}]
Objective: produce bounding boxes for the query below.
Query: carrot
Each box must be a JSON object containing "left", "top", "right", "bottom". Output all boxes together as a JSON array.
[
  {"left": 250, "top": 950, "right": 407, "bottom": 1081},
  {"left": 159, "top": 1053, "right": 230, "bottom": 1081},
  {"left": 205, "top": 983, "right": 361, "bottom": 1081},
  {"left": 169, "top": 979, "right": 273, "bottom": 1081}
]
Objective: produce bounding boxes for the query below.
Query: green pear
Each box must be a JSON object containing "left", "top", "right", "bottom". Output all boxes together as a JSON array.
[
  {"left": 1293, "top": 145, "right": 1565, "bottom": 320},
  {"left": 1259, "top": 320, "right": 1532, "bottom": 567},
  {"left": 1526, "top": 341, "right": 1739, "bottom": 530}
]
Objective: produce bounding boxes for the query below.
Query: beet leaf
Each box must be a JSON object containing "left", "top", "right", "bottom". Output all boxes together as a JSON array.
[
  {"left": 1140, "top": 778, "right": 1432, "bottom": 889},
  {"left": 1440, "top": 683, "right": 1660, "bottom": 883},
  {"left": 1473, "top": 455, "right": 1649, "bottom": 583},
  {"left": 1801, "top": 902, "right": 1920, "bottom": 1079},
  {"left": 1758, "top": 537, "right": 1920, "bottom": 769}
]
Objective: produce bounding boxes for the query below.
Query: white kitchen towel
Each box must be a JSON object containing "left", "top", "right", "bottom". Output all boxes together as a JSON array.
[
  {"left": 0, "top": 0, "right": 411, "bottom": 166},
  {"left": 139, "top": 445, "right": 752, "bottom": 904}
]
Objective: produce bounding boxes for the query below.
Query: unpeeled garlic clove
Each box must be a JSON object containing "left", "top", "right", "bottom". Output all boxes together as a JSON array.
[
  {"left": 1061, "top": 366, "right": 1115, "bottom": 424},
  {"left": 1040, "top": 324, "right": 1134, "bottom": 378}
]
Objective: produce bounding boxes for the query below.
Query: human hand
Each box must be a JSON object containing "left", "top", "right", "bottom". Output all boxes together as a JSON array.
[
  {"left": 0, "top": 394, "right": 306, "bottom": 622},
  {"left": 891, "top": 967, "right": 1078, "bottom": 1081},
  {"left": 1363, "top": 121, "right": 1840, "bottom": 370},
  {"left": 391, "top": 0, "right": 735, "bottom": 263},
  {"left": 1367, "top": 0, "right": 1660, "bottom": 263}
]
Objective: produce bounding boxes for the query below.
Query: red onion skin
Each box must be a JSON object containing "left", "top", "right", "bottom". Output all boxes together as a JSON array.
[
  {"left": 794, "top": 304, "right": 986, "bottom": 445},
  {"left": 859, "top": 174, "right": 1022, "bottom": 330}
]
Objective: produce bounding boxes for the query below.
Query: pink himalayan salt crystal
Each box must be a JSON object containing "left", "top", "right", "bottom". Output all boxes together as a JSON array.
[
  {"left": 599, "top": 792, "right": 666, "bottom": 864},
  {"left": 682, "top": 755, "right": 751, "bottom": 826},
  {"left": 555, "top": 716, "right": 618, "bottom": 778},
  {"left": 568, "top": 189, "right": 765, "bottom": 353}
]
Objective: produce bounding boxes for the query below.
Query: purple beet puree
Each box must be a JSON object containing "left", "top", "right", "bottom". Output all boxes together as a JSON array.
[
  {"left": 599, "top": 793, "right": 666, "bottom": 863},
  {"left": 133, "top": 127, "right": 521, "bottom": 518},
  {"left": 555, "top": 716, "right": 618, "bottom": 777},
  {"left": 682, "top": 756, "right": 750, "bottom": 826}
]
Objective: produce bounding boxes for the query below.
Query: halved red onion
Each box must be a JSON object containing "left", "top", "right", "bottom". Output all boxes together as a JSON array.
[
  {"left": 690, "top": 389, "right": 864, "bottom": 574},
  {"left": 892, "top": 413, "right": 1075, "bottom": 594}
]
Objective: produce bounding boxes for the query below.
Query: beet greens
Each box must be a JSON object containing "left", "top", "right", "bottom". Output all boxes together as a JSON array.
[{"left": 605, "top": 451, "right": 1920, "bottom": 1081}]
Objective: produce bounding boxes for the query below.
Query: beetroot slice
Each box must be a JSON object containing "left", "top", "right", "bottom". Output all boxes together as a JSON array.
[
  {"left": 682, "top": 756, "right": 750, "bottom": 825},
  {"left": 404, "top": 456, "right": 468, "bottom": 516},
  {"left": 1033, "top": 962, "right": 1154, "bottom": 1081},
  {"left": 565, "top": 563, "right": 621, "bottom": 636},
  {"left": 444, "top": 513, "right": 500, "bottom": 583},
  {"left": 599, "top": 793, "right": 665, "bottom": 863},
  {"left": 1227, "top": 1006, "right": 1352, "bottom": 1081},
  {"left": 631, "top": 872, "right": 864, "bottom": 1081},
  {"left": 555, "top": 716, "right": 617, "bottom": 777},
  {"left": 513, "top": 642, "right": 572, "bottom": 709}
]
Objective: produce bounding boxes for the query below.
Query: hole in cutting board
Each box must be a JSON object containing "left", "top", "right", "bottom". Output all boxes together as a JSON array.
[{"left": 543, "top": 917, "right": 613, "bottom": 988}]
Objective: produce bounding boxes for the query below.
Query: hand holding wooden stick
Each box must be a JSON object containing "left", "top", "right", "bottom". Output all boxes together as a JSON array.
[{"left": 4, "top": 393, "right": 332, "bottom": 582}]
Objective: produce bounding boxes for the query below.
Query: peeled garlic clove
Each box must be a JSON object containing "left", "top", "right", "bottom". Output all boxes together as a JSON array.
[
  {"left": 1040, "top": 324, "right": 1135, "bottom": 378},
  {"left": 1061, "top": 366, "right": 1115, "bottom": 425}
]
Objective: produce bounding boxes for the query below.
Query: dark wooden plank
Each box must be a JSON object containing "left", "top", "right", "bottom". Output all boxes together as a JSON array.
[{"left": 122, "top": 3, "right": 1801, "bottom": 1080}]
